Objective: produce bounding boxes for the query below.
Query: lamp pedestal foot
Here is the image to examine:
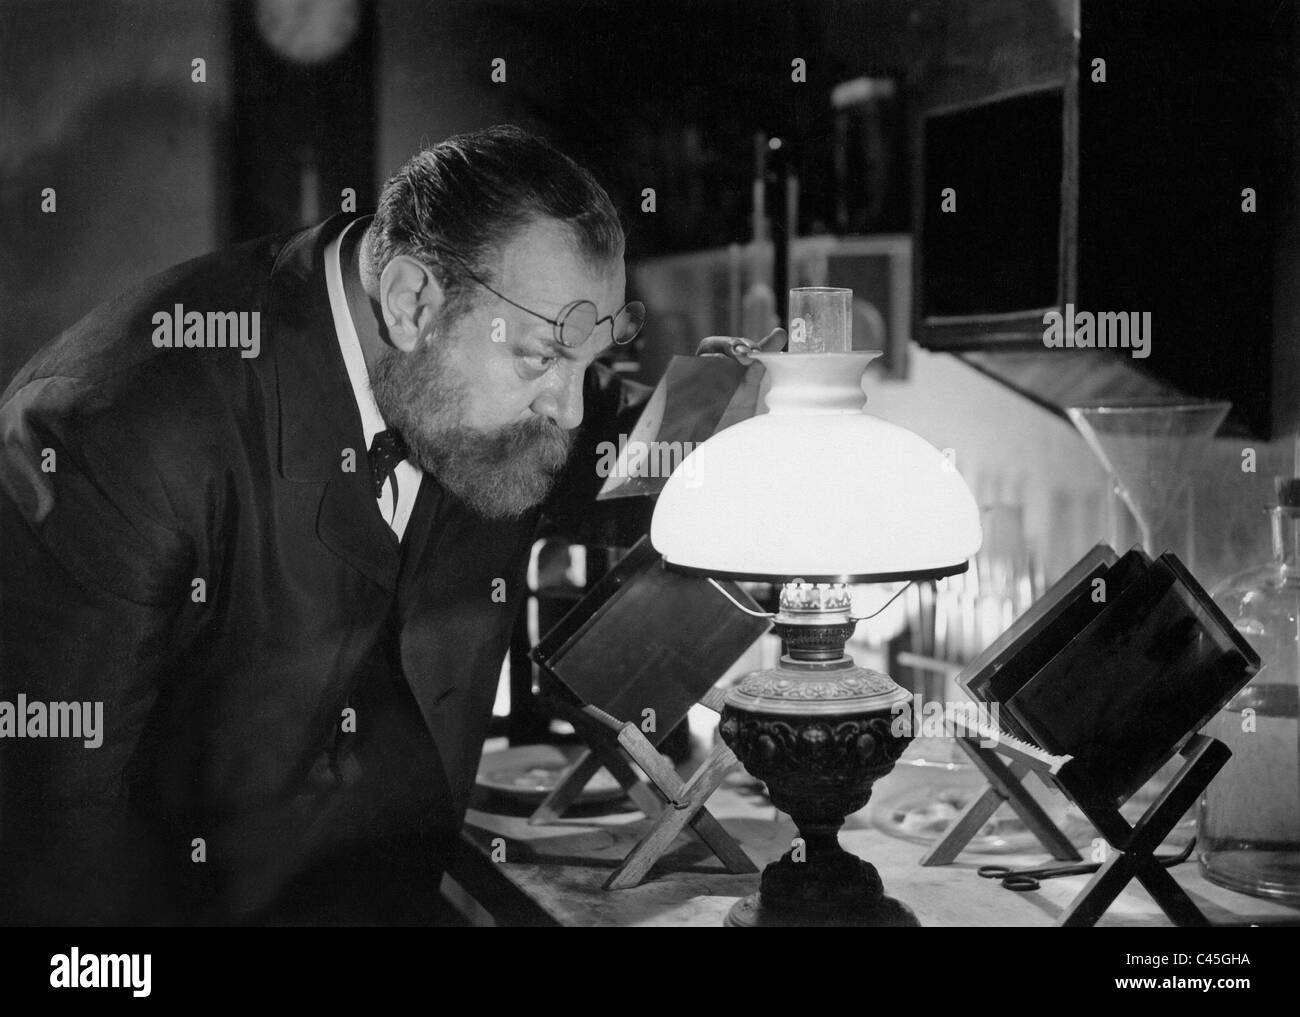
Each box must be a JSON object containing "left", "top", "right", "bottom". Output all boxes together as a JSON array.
[
  {"left": 726, "top": 834, "right": 920, "bottom": 927},
  {"left": 726, "top": 892, "right": 919, "bottom": 927}
]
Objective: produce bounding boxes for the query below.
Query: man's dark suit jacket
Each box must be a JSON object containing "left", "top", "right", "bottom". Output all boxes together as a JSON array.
[{"left": 0, "top": 214, "right": 650, "bottom": 925}]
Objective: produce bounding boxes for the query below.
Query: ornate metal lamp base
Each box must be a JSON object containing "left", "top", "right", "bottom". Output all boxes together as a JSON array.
[{"left": 716, "top": 583, "right": 920, "bottom": 928}]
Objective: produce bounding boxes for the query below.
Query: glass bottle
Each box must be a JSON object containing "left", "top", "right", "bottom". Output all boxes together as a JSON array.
[{"left": 1197, "top": 476, "right": 1300, "bottom": 903}]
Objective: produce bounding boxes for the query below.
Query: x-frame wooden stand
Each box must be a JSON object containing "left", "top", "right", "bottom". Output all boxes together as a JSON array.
[
  {"left": 530, "top": 688, "right": 758, "bottom": 890},
  {"left": 920, "top": 732, "right": 1228, "bottom": 926}
]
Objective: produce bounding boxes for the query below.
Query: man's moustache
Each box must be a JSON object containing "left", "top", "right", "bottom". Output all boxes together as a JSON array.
[{"left": 504, "top": 418, "right": 572, "bottom": 461}]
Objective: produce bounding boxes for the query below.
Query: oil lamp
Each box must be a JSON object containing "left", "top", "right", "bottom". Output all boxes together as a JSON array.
[{"left": 650, "top": 296, "right": 982, "bottom": 926}]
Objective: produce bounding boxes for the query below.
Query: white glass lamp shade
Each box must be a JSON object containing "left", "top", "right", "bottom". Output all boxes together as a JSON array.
[{"left": 650, "top": 351, "right": 983, "bottom": 582}]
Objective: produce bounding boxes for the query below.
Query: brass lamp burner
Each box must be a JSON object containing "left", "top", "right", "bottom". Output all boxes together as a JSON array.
[{"left": 718, "top": 582, "right": 919, "bottom": 927}]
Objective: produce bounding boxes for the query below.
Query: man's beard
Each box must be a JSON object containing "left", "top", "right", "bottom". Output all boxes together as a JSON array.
[{"left": 370, "top": 330, "right": 573, "bottom": 520}]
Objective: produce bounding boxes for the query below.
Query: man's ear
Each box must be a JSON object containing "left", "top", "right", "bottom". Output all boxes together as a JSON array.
[{"left": 379, "top": 255, "right": 445, "bottom": 352}]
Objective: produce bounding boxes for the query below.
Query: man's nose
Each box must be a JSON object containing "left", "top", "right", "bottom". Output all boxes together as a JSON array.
[{"left": 533, "top": 369, "right": 585, "bottom": 431}]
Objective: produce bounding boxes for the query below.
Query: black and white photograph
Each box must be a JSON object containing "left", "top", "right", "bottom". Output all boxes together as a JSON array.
[{"left": 0, "top": 0, "right": 1297, "bottom": 988}]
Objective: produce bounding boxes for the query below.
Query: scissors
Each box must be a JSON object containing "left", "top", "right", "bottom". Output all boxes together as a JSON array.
[
  {"left": 977, "top": 861, "right": 1100, "bottom": 892},
  {"left": 978, "top": 838, "right": 1196, "bottom": 892}
]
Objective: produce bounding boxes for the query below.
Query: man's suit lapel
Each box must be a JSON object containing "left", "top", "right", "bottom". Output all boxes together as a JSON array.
[
  {"left": 397, "top": 484, "right": 539, "bottom": 819},
  {"left": 266, "top": 213, "right": 401, "bottom": 592}
]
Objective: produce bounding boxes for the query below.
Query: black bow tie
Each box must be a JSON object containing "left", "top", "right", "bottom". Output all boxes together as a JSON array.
[{"left": 368, "top": 429, "right": 409, "bottom": 500}]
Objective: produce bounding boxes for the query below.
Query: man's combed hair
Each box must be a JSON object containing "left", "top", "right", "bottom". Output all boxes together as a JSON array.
[{"left": 366, "top": 125, "right": 624, "bottom": 315}]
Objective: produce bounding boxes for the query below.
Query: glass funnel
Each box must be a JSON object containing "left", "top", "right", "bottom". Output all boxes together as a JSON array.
[
  {"left": 1066, "top": 398, "right": 1230, "bottom": 839},
  {"left": 1065, "top": 399, "right": 1230, "bottom": 568}
]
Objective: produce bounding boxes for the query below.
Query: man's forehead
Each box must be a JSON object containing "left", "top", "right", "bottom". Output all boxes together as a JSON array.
[{"left": 495, "top": 219, "right": 625, "bottom": 312}]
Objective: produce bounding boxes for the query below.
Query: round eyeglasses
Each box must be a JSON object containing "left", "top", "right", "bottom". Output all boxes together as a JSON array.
[
  {"left": 550, "top": 298, "right": 646, "bottom": 349},
  {"left": 431, "top": 246, "right": 646, "bottom": 349}
]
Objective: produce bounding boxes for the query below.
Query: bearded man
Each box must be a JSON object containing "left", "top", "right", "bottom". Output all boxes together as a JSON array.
[{"left": 0, "top": 125, "right": 667, "bottom": 925}]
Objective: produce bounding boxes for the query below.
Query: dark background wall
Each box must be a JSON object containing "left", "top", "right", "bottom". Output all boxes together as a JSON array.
[
  {"left": 0, "top": 0, "right": 228, "bottom": 386},
  {"left": 0, "top": 0, "right": 919, "bottom": 385},
  {"left": 377, "top": 0, "right": 916, "bottom": 258}
]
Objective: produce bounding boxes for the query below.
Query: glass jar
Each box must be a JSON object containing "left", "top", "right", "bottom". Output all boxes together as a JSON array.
[{"left": 1197, "top": 479, "right": 1300, "bottom": 903}]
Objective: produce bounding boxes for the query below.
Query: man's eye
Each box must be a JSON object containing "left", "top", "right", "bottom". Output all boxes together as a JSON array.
[{"left": 522, "top": 353, "right": 556, "bottom": 371}]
